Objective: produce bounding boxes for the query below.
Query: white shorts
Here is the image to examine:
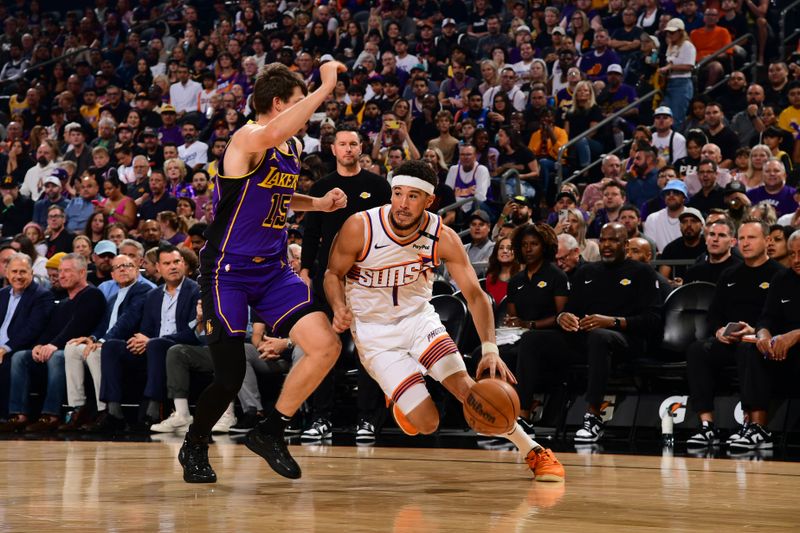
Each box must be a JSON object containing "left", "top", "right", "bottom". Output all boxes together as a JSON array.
[{"left": 351, "top": 304, "right": 466, "bottom": 415}]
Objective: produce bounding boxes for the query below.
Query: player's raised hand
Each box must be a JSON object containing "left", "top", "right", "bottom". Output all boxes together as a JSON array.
[
  {"left": 320, "top": 60, "right": 347, "bottom": 87},
  {"left": 331, "top": 306, "right": 353, "bottom": 333},
  {"left": 318, "top": 187, "right": 347, "bottom": 212}
]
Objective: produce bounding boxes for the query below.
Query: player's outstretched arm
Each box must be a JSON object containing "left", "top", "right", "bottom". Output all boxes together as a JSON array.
[
  {"left": 232, "top": 61, "right": 346, "bottom": 154},
  {"left": 323, "top": 213, "right": 365, "bottom": 333},
  {"left": 439, "top": 226, "right": 516, "bottom": 383},
  {"left": 290, "top": 187, "right": 347, "bottom": 212}
]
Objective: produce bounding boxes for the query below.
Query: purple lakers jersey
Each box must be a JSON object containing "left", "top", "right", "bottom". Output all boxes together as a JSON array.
[{"left": 205, "top": 137, "right": 301, "bottom": 258}]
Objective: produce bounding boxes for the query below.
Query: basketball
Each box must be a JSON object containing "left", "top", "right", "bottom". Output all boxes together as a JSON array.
[{"left": 463, "top": 379, "right": 520, "bottom": 435}]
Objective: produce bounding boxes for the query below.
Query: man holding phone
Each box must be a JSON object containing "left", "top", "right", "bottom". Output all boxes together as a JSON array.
[{"left": 685, "top": 219, "right": 786, "bottom": 449}]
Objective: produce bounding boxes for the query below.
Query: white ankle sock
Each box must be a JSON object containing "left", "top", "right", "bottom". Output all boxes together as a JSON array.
[
  {"left": 174, "top": 398, "right": 190, "bottom": 418},
  {"left": 503, "top": 423, "right": 542, "bottom": 456},
  {"left": 224, "top": 402, "right": 235, "bottom": 417}
]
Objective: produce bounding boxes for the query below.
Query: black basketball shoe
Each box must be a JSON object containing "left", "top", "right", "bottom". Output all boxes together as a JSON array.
[
  {"left": 245, "top": 422, "right": 302, "bottom": 479},
  {"left": 178, "top": 432, "right": 217, "bottom": 483}
]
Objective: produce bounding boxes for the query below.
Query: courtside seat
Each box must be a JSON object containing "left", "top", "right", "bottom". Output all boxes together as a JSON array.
[
  {"left": 632, "top": 281, "right": 716, "bottom": 384},
  {"left": 430, "top": 295, "right": 468, "bottom": 348},
  {"left": 433, "top": 279, "right": 455, "bottom": 296}
]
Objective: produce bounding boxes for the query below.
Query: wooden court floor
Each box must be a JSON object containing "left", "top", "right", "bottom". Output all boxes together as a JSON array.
[{"left": 0, "top": 438, "right": 798, "bottom": 532}]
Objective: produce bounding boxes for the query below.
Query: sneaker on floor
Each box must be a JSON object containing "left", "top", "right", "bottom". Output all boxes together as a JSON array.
[
  {"left": 574, "top": 412, "right": 604, "bottom": 443},
  {"left": 355, "top": 419, "right": 376, "bottom": 443},
  {"left": 301, "top": 417, "right": 333, "bottom": 441},
  {"left": 212, "top": 411, "right": 237, "bottom": 434},
  {"left": 517, "top": 416, "right": 536, "bottom": 439},
  {"left": 178, "top": 432, "right": 217, "bottom": 483},
  {"left": 230, "top": 411, "right": 263, "bottom": 433},
  {"left": 525, "top": 448, "right": 565, "bottom": 482},
  {"left": 392, "top": 403, "right": 419, "bottom": 436},
  {"left": 245, "top": 423, "right": 302, "bottom": 479},
  {"left": 150, "top": 411, "right": 193, "bottom": 433},
  {"left": 729, "top": 423, "right": 773, "bottom": 451},
  {"left": 285, "top": 416, "right": 302, "bottom": 436},
  {"left": 686, "top": 423, "right": 720, "bottom": 448},
  {"left": 725, "top": 423, "right": 749, "bottom": 446}
]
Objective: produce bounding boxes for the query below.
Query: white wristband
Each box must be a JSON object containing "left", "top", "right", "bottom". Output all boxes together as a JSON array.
[{"left": 481, "top": 342, "right": 499, "bottom": 356}]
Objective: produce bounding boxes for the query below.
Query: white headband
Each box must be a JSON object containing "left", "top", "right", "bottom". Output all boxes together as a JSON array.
[{"left": 391, "top": 175, "right": 435, "bottom": 195}]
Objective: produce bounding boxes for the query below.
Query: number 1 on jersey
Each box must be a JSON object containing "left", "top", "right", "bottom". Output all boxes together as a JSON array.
[{"left": 262, "top": 193, "right": 292, "bottom": 229}]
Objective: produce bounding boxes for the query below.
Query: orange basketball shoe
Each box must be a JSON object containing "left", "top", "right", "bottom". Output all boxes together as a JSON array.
[
  {"left": 525, "top": 448, "right": 565, "bottom": 482},
  {"left": 392, "top": 403, "right": 420, "bottom": 436},
  {"left": 386, "top": 396, "right": 419, "bottom": 436}
]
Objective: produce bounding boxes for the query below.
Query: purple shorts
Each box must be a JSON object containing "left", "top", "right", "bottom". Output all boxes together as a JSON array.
[{"left": 200, "top": 247, "right": 318, "bottom": 339}]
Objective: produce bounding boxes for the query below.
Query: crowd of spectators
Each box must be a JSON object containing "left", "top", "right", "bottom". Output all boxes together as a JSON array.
[{"left": 0, "top": 0, "right": 798, "bottom": 448}]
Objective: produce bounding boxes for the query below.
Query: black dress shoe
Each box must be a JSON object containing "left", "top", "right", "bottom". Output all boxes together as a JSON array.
[
  {"left": 0, "top": 415, "right": 28, "bottom": 433},
  {"left": 25, "top": 415, "right": 61, "bottom": 432},
  {"left": 179, "top": 431, "right": 217, "bottom": 483},
  {"left": 84, "top": 411, "right": 127, "bottom": 433},
  {"left": 245, "top": 423, "right": 302, "bottom": 479}
]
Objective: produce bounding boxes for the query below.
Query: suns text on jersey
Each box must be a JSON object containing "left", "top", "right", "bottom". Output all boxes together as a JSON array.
[{"left": 355, "top": 262, "right": 431, "bottom": 288}]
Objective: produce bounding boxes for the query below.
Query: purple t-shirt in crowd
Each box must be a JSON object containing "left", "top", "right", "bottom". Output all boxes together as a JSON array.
[
  {"left": 579, "top": 49, "right": 622, "bottom": 81},
  {"left": 746, "top": 185, "right": 799, "bottom": 217}
]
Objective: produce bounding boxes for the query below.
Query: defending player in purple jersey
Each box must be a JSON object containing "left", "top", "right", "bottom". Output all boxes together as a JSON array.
[{"left": 179, "top": 61, "right": 348, "bottom": 484}]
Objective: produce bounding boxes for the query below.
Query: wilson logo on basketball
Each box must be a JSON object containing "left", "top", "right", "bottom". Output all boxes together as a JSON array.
[{"left": 466, "top": 394, "right": 496, "bottom": 424}]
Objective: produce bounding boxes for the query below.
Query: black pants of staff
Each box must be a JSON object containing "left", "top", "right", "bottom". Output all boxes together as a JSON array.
[
  {"left": 516, "top": 328, "right": 642, "bottom": 408},
  {"left": 739, "top": 344, "right": 800, "bottom": 413},
  {"left": 686, "top": 338, "right": 750, "bottom": 414},
  {"left": 307, "top": 277, "right": 383, "bottom": 425}
]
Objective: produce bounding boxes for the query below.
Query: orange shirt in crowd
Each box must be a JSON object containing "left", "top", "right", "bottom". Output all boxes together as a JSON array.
[
  {"left": 528, "top": 126, "right": 569, "bottom": 160},
  {"left": 690, "top": 26, "right": 732, "bottom": 61}
]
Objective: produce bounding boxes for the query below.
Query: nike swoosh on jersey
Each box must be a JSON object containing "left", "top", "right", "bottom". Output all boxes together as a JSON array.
[
  {"left": 584, "top": 280, "right": 593, "bottom": 284},
  {"left": 781, "top": 299, "right": 791, "bottom": 303},
  {"left": 374, "top": 243, "right": 390, "bottom": 249},
  {"left": 727, "top": 283, "right": 736, "bottom": 287}
]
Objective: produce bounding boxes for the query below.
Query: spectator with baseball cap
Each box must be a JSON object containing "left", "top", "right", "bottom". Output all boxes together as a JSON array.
[
  {"left": 659, "top": 206, "right": 708, "bottom": 280},
  {"left": 464, "top": 209, "right": 494, "bottom": 277},
  {"left": 651, "top": 106, "right": 687, "bottom": 164},
  {"left": 87, "top": 239, "right": 117, "bottom": 287},
  {"left": 0, "top": 175, "right": 33, "bottom": 237},
  {"left": 157, "top": 105, "right": 183, "bottom": 145},
  {"left": 659, "top": 17, "right": 696, "bottom": 131},
  {"left": 644, "top": 179, "right": 689, "bottom": 253},
  {"left": 32, "top": 173, "right": 68, "bottom": 228}
]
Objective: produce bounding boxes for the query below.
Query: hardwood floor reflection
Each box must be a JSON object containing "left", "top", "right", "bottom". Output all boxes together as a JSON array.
[{"left": 0, "top": 438, "right": 798, "bottom": 532}]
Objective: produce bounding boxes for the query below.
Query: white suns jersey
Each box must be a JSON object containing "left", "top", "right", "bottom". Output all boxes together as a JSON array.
[{"left": 346, "top": 205, "right": 443, "bottom": 323}]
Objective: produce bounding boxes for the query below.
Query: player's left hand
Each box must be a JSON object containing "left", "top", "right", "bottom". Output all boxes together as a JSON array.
[
  {"left": 318, "top": 188, "right": 347, "bottom": 212},
  {"left": 476, "top": 352, "right": 517, "bottom": 384}
]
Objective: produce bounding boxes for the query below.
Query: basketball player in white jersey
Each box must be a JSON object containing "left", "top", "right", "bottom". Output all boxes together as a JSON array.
[{"left": 324, "top": 160, "right": 565, "bottom": 481}]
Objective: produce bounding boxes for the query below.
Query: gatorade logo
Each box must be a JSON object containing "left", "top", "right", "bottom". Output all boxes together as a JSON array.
[
  {"left": 466, "top": 394, "right": 496, "bottom": 424},
  {"left": 598, "top": 395, "right": 617, "bottom": 422},
  {"left": 734, "top": 401, "right": 744, "bottom": 425},
  {"left": 658, "top": 395, "right": 688, "bottom": 424}
]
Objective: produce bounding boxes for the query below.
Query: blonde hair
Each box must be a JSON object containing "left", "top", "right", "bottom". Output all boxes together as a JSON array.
[
  {"left": 164, "top": 157, "right": 187, "bottom": 181},
  {"left": 746, "top": 144, "right": 771, "bottom": 181},
  {"left": 569, "top": 80, "right": 596, "bottom": 112},
  {"left": 566, "top": 207, "right": 589, "bottom": 247}
]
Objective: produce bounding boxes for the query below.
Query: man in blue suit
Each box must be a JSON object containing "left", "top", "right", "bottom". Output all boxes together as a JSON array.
[
  {"left": 99, "top": 244, "right": 201, "bottom": 431},
  {"left": 61, "top": 253, "right": 152, "bottom": 431},
  {"left": 0, "top": 254, "right": 54, "bottom": 419}
]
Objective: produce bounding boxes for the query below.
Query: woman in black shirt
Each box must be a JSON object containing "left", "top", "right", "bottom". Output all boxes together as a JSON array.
[
  {"left": 565, "top": 80, "right": 604, "bottom": 167},
  {"left": 495, "top": 125, "right": 540, "bottom": 199},
  {"left": 502, "top": 224, "right": 569, "bottom": 422}
]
